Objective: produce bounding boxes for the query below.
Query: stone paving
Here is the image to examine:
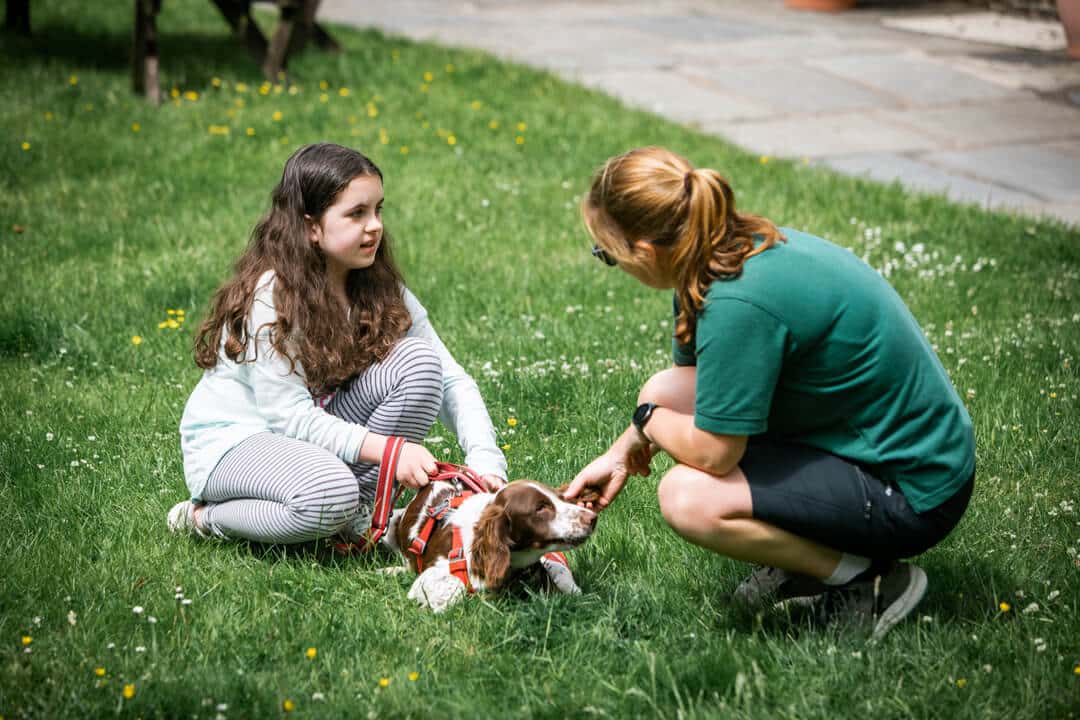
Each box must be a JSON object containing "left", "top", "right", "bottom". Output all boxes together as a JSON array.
[{"left": 319, "top": 0, "right": 1080, "bottom": 227}]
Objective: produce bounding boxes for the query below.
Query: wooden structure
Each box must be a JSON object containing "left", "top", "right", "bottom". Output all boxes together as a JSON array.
[{"left": 2, "top": 0, "right": 340, "bottom": 105}]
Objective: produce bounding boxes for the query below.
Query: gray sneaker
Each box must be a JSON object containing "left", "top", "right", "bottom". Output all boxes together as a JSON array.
[
  {"left": 733, "top": 565, "right": 829, "bottom": 609},
  {"left": 817, "top": 562, "right": 928, "bottom": 641}
]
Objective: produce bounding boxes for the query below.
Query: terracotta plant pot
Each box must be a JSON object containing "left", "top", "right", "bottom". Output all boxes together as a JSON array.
[
  {"left": 1058, "top": 0, "right": 1080, "bottom": 58},
  {"left": 784, "top": 0, "right": 856, "bottom": 11}
]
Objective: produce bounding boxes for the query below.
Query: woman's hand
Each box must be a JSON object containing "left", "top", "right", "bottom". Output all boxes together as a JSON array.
[
  {"left": 395, "top": 442, "right": 438, "bottom": 489},
  {"left": 480, "top": 474, "right": 506, "bottom": 492}
]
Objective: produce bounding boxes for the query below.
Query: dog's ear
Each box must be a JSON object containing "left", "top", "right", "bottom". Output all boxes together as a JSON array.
[
  {"left": 556, "top": 483, "right": 602, "bottom": 506},
  {"left": 471, "top": 502, "right": 512, "bottom": 590}
]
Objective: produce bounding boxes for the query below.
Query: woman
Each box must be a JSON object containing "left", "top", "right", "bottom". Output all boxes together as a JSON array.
[{"left": 565, "top": 147, "right": 975, "bottom": 639}]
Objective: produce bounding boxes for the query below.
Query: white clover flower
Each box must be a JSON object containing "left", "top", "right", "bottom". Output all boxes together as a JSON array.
[
  {"left": 67, "top": 610, "right": 77, "bottom": 626},
  {"left": 135, "top": 646, "right": 146, "bottom": 653},
  {"left": 1022, "top": 603, "right": 1039, "bottom": 614},
  {"left": 46, "top": 432, "right": 54, "bottom": 441},
  {"left": 132, "top": 606, "right": 144, "bottom": 615},
  {"left": 147, "top": 616, "right": 157, "bottom": 624},
  {"left": 181, "top": 598, "right": 192, "bottom": 605}
]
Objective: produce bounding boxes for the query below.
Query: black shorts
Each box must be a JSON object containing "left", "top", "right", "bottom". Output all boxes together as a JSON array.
[{"left": 742, "top": 436, "right": 974, "bottom": 560}]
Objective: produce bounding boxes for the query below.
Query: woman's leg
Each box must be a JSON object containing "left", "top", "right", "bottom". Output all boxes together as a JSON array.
[
  {"left": 326, "top": 336, "right": 443, "bottom": 505},
  {"left": 198, "top": 432, "right": 360, "bottom": 543}
]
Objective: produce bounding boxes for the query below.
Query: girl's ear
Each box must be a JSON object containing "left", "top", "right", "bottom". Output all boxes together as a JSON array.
[
  {"left": 304, "top": 214, "right": 321, "bottom": 247},
  {"left": 471, "top": 502, "right": 512, "bottom": 590}
]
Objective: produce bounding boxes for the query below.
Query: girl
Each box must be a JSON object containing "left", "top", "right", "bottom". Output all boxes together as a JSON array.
[
  {"left": 565, "top": 147, "right": 975, "bottom": 639},
  {"left": 170, "top": 143, "right": 506, "bottom": 544}
]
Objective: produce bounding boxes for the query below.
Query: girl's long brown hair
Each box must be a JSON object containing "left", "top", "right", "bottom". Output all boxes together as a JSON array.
[
  {"left": 583, "top": 146, "right": 784, "bottom": 346},
  {"left": 193, "top": 143, "right": 412, "bottom": 394}
]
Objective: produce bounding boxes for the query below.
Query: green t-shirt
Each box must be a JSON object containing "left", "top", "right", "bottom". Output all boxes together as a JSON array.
[{"left": 673, "top": 228, "right": 974, "bottom": 512}]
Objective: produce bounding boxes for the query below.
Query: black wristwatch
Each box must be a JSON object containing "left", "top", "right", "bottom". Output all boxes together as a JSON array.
[{"left": 632, "top": 402, "right": 658, "bottom": 438}]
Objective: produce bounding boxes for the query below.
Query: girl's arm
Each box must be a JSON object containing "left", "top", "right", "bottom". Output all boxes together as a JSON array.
[{"left": 403, "top": 290, "right": 508, "bottom": 482}]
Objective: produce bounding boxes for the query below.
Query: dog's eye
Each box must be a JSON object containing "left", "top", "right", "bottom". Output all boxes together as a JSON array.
[{"left": 535, "top": 501, "right": 554, "bottom": 516}]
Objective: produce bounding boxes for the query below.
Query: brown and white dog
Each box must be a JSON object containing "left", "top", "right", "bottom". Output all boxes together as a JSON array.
[{"left": 381, "top": 480, "right": 598, "bottom": 612}]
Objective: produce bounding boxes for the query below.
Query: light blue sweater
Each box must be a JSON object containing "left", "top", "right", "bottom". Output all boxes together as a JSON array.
[{"left": 179, "top": 271, "right": 506, "bottom": 501}]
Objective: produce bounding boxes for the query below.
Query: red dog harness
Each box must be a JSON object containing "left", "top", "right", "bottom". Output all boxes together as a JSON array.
[{"left": 336, "top": 436, "right": 571, "bottom": 592}]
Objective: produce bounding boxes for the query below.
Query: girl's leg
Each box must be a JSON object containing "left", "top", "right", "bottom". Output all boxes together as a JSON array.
[
  {"left": 326, "top": 336, "right": 443, "bottom": 505},
  {"left": 199, "top": 432, "right": 360, "bottom": 543}
]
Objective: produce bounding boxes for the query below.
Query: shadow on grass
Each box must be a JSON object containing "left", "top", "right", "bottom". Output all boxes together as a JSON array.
[{"left": 3, "top": 21, "right": 269, "bottom": 83}]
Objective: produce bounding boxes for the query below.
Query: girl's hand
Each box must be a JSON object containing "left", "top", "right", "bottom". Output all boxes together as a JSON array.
[
  {"left": 395, "top": 442, "right": 437, "bottom": 489},
  {"left": 480, "top": 474, "right": 506, "bottom": 492}
]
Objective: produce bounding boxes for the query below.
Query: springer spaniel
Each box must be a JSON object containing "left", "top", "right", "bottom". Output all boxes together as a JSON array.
[{"left": 382, "top": 480, "right": 598, "bottom": 612}]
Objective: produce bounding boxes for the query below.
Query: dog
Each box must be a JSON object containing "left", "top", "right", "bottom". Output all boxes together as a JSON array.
[{"left": 380, "top": 480, "right": 598, "bottom": 612}]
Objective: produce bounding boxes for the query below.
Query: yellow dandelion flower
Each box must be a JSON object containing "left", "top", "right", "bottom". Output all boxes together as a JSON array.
[
  {"left": 367, "top": 104, "right": 379, "bottom": 118},
  {"left": 802, "top": 157, "right": 811, "bottom": 165},
  {"left": 235, "top": 82, "right": 248, "bottom": 93},
  {"left": 391, "top": 49, "right": 401, "bottom": 61},
  {"left": 400, "top": 145, "right": 410, "bottom": 155},
  {"left": 759, "top": 155, "right": 771, "bottom": 164},
  {"left": 423, "top": 71, "right": 433, "bottom": 82},
  {"left": 282, "top": 698, "right": 296, "bottom": 712},
  {"left": 122, "top": 684, "right": 135, "bottom": 700},
  {"left": 273, "top": 84, "right": 283, "bottom": 95},
  {"left": 21, "top": 636, "right": 32, "bottom": 646},
  {"left": 167, "top": 308, "right": 177, "bottom": 316},
  {"left": 419, "top": 83, "right": 429, "bottom": 93},
  {"left": 94, "top": 667, "right": 106, "bottom": 677},
  {"left": 208, "top": 125, "right": 230, "bottom": 135},
  {"left": 999, "top": 601, "right": 1011, "bottom": 612},
  {"left": 319, "top": 80, "right": 328, "bottom": 90},
  {"left": 69, "top": 75, "right": 78, "bottom": 86},
  {"left": 320, "top": 93, "right": 329, "bottom": 103},
  {"left": 447, "top": 135, "right": 457, "bottom": 146},
  {"left": 378, "top": 677, "right": 390, "bottom": 688},
  {"left": 305, "top": 647, "right": 317, "bottom": 659},
  {"left": 272, "top": 111, "right": 283, "bottom": 122},
  {"left": 170, "top": 87, "right": 180, "bottom": 98},
  {"left": 131, "top": 335, "right": 143, "bottom": 345},
  {"left": 176, "top": 309, "right": 185, "bottom": 316},
  {"left": 445, "top": 63, "right": 455, "bottom": 73},
  {"left": 408, "top": 671, "right": 419, "bottom": 682},
  {"left": 501, "top": 443, "right": 511, "bottom": 450},
  {"left": 516, "top": 121, "right": 527, "bottom": 132},
  {"left": 259, "top": 83, "right": 271, "bottom": 96},
  {"left": 507, "top": 418, "right": 518, "bottom": 427},
  {"left": 44, "top": 111, "right": 53, "bottom": 121},
  {"left": 1074, "top": 665, "right": 1080, "bottom": 676},
  {"left": 212, "top": 77, "right": 222, "bottom": 87},
  {"left": 246, "top": 127, "right": 255, "bottom": 136},
  {"left": 515, "top": 136, "right": 525, "bottom": 145},
  {"left": 21, "top": 142, "right": 30, "bottom": 151},
  {"left": 131, "top": 122, "right": 140, "bottom": 133},
  {"left": 956, "top": 678, "right": 967, "bottom": 688},
  {"left": 489, "top": 119, "right": 499, "bottom": 130},
  {"left": 339, "top": 87, "right": 350, "bottom": 97},
  {"left": 157, "top": 321, "right": 168, "bottom": 329},
  {"left": 1050, "top": 392, "right": 1057, "bottom": 398},
  {"left": 166, "top": 319, "right": 180, "bottom": 329},
  {"left": 235, "top": 97, "right": 246, "bottom": 108},
  {"left": 184, "top": 90, "right": 199, "bottom": 101},
  {"left": 470, "top": 100, "right": 482, "bottom": 110},
  {"left": 288, "top": 85, "right": 299, "bottom": 95},
  {"left": 421, "top": 120, "right": 431, "bottom": 129}
]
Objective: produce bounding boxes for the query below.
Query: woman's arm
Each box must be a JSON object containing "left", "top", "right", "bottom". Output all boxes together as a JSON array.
[{"left": 641, "top": 408, "right": 746, "bottom": 477}]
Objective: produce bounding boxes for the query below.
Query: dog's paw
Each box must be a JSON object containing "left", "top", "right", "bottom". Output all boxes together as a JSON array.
[
  {"left": 376, "top": 565, "right": 409, "bottom": 576},
  {"left": 408, "top": 567, "right": 466, "bottom": 612},
  {"left": 540, "top": 554, "right": 581, "bottom": 595}
]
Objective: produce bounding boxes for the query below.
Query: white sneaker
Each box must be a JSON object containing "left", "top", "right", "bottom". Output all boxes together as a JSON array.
[{"left": 167, "top": 501, "right": 208, "bottom": 538}]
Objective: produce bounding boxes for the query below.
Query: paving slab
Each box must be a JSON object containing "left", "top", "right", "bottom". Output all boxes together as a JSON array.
[
  {"left": 710, "top": 112, "right": 940, "bottom": 158},
  {"left": 686, "top": 61, "right": 902, "bottom": 113},
  {"left": 822, "top": 152, "right": 1042, "bottom": 209},
  {"left": 578, "top": 69, "right": 775, "bottom": 124},
  {"left": 883, "top": 97, "right": 1080, "bottom": 148},
  {"left": 807, "top": 52, "right": 1026, "bottom": 105},
  {"left": 881, "top": 12, "right": 1066, "bottom": 52},
  {"left": 932, "top": 141, "right": 1080, "bottom": 203}
]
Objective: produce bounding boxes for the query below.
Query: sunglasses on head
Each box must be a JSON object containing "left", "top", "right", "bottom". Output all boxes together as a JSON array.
[{"left": 591, "top": 244, "right": 618, "bottom": 266}]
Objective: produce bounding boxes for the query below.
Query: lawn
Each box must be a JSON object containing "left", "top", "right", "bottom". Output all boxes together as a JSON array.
[{"left": 2, "top": 2, "right": 1078, "bottom": 718}]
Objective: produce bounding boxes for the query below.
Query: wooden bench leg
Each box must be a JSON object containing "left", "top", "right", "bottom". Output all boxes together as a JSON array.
[
  {"left": 211, "top": 0, "right": 269, "bottom": 69},
  {"left": 133, "top": 0, "right": 161, "bottom": 105},
  {"left": 4, "top": 0, "right": 31, "bottom": 36}
]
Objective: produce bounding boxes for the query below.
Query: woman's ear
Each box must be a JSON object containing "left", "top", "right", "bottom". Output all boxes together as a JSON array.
[{"left": 471, "top": 503, "right": 512, "bottom": 590}]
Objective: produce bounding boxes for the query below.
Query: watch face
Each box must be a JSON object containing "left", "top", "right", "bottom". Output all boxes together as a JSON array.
[{"left": 634, "top": 402, "right": 655, "bottom": 429}]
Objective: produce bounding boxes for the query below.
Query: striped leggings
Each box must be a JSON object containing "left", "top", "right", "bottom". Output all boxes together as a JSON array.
[{"left": 199, "top": 337, "right": 443, "bottom": 544}]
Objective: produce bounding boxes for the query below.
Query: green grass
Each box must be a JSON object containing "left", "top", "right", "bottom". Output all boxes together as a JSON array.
[{"left": 2, "top": 2, "right": 1079, "bottom": 718}]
